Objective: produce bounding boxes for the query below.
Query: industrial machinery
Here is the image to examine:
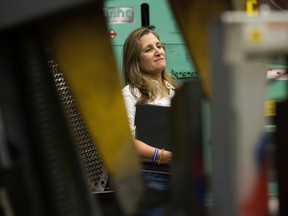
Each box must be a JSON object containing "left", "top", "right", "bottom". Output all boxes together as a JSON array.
[{"left": 1, "top": 0, "right": 288, "bottom": 215}]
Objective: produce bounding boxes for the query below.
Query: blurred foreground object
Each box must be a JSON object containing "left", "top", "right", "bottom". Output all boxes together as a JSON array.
[
  {"left": 0, "top": 0, "right": 144, "bottom": 215},
  {"left": 210, "top": 11, "right": 288, "bottom": 216},
  {"left": 0, "top": 19, "right": 101, "bottom": 216},
  {"left": 170, "top": 80, "right": 206, "bottom": 216},
  {"left": 45, "top": 3, "right": 143, "bottom": 215},
  {"left": 168, "top": 0, "right": 233, "bottom": 99}
]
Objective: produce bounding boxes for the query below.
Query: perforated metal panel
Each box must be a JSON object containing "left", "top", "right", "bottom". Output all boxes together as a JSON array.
[{"left": 48, "top": 60, "right": 108, "bottom": 192}]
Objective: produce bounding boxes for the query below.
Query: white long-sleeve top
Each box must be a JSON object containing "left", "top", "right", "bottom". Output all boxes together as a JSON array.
[{"left": 122, "top": 80, "right": 175, "bottom": 136}]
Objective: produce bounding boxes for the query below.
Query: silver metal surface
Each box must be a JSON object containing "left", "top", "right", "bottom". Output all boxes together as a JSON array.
[{"left": 48, "top": 60, "right": 108, "bottom": 192}]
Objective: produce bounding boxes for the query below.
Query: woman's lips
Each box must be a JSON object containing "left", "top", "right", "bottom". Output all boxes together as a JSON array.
[{"left": 155, "top": 58, "right": 165, "bottom": 62}]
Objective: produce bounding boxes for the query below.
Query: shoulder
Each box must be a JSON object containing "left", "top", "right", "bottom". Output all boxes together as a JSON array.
[
  {"left": 122, "top": 85, "right": 130, "bottom": 93},
  {"left": 122, "top": 85, "right": 140, "bottom": 97},
  {"left": 163, "top": 80, "right": 174, "bottom": 89},
  {"left": 122, "top": 85, "right": 133, "bottom": 97}
]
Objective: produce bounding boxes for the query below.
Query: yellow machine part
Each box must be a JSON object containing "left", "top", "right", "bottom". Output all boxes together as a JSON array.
[
  {"left": 45, "top": 3, "right": 143, "bottom": 215},
  {"left": 168, "top": 0, "right": 233, "bottom": 99},
  {"left": 246, "top": 0, "right": 259, "bottom": 16}
]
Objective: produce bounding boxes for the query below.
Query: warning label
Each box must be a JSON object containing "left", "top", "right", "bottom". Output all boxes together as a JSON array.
[{"left": 267, "top": 68, "right": 288, "bottom": 80}]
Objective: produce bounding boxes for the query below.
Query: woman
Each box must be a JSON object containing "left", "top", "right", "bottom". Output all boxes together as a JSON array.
[{"left": 122, "top": 26, "right": 180, "bottom": 215}]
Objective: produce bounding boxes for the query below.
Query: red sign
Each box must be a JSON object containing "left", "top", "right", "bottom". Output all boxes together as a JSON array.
[{"left": 109, "top": 29, "right": 117, "bottom": 39}]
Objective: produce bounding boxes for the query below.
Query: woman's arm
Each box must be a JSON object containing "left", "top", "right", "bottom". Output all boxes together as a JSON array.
[
  {"left": 134, "top": 139, "right": 172, "bottom": 165},
  {"left": 122, "top": 86, "right": 172, "bottom": 164}
]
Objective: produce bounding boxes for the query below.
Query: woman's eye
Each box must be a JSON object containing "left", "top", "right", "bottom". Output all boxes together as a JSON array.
[{"left": 145, "top": 48, "right": 152, "bottom": 52}]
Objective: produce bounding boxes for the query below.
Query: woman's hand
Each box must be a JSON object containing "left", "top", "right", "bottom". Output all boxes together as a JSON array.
[
  {"left": 134, "top": 139, "right": 172, "bottom": 165},
  {"left": 157, "top": 149, "right": 172, "bottom": 165}
]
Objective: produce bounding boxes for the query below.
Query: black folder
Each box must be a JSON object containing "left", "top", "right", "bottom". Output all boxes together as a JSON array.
[{"left": 135, "top": 104, "right": 171, "bottom": 174}]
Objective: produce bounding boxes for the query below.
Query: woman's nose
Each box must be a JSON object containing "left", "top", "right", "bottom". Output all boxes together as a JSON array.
[
  {"left": 154, "top": 47, "right": 162, "bottom": 55},
  {"left": 154, "top": 51, "right": 160, "bottom": 56}
]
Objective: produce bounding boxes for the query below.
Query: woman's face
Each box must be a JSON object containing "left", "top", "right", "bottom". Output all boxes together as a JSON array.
[{"left": 138, "top": 33, "right": 166, "bottom": 76}]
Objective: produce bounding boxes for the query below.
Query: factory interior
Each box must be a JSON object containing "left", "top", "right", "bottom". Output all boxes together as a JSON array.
[{"left": 1, "top": 0, "right": 288, "bottom": 215}]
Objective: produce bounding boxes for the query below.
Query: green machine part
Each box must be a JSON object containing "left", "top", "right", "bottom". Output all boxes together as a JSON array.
[{"left": 103, "top": 0, "right": 197, "bottom": 83}]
